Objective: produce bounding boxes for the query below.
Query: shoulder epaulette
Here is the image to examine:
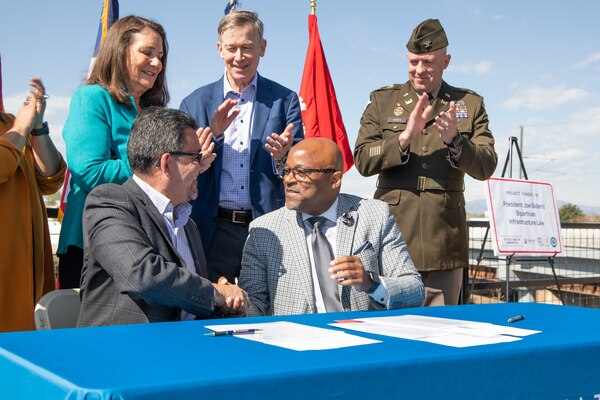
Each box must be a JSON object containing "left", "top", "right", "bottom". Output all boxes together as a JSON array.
[
  {"left": 372, "top": 83, "right": 405, "bottom": 94},
  {"left": 453, "top": 86, "right": 482, "bottom": 97}
]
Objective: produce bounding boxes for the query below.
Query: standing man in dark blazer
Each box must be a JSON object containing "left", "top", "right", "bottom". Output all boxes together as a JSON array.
[
  {"left": 180, "top": 10, "right": 303, "bottom": 284},
  {"left": 77, "top": 107, "right": 248, "bottom": 327},
  {"left": 354, "top": 19, "right": 497, "bottom": 306}
]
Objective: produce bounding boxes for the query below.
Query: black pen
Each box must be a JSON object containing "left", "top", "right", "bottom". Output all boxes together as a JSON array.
[
  {"left": 507, "top": 315, "right": 525, "bottom": 323},
  {"left": 204, "top": 328, "right": 263, "bottom": 337},
  {"left": 352, "top": 241, "right": 372, "bottom": 256},
  {"left": 336, "top": 242, "right": 373, "bottom": 282}
]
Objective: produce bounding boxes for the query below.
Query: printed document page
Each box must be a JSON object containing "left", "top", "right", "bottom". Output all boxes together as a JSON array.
[
  {"left": 204, "top": 321, "right": 381, "bottom": 351},
  {"left": 329, "top": 315, "right": 541, "bottom": 348}
]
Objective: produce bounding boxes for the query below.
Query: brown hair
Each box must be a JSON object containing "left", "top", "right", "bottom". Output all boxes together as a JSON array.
[
  {"left": 87, "top": 15, "right": 169, "bottom": 108},
  {"left": 218, "top": 11, "right": 264, "bottom": 42}
]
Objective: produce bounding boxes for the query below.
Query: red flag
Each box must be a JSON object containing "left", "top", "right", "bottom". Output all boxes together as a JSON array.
[{"left": 299, "top": 14, "right": 353, "bottom": 173}]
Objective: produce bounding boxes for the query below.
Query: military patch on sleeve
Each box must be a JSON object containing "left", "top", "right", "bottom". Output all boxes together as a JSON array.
[
  {"left": 369, "top": 145, "right": 382, "bottom": 157},
  {"left": 455, "top": 101, "right": 468, "bottom": 118}
]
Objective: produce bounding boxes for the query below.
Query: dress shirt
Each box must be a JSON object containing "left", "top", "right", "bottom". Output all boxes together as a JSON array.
[
  {"left": 132, "top": 175, "right": 196, "bottom": 320},
  {"left": 218, "top": 74, "right": 258, "bottom": 211},
  {"left": 302, "top": 198, "right": 390, "bottom": 313}
]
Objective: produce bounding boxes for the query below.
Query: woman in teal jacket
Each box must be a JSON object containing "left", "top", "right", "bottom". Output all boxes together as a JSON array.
[{"left": 57, "top": 15, "right": 170, "bottom": 288}]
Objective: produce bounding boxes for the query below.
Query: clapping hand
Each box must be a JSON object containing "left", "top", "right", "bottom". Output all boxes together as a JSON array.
[
  {"left": 210, "top": 98, "right": 240, "bottom": 137},
  {"left": 265, "top": 123, "right": 294, "bottom": 162},
  {"left": 196, "top": 127, "right": 217, "bottom": 173}
]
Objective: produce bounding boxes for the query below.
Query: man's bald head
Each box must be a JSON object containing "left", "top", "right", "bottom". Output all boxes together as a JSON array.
[
  {"left": 283, "top": 138, "right": 344, "bottom": 216},
  {"left": 288, "top": 137, "right": 344, "bottom": 171}
]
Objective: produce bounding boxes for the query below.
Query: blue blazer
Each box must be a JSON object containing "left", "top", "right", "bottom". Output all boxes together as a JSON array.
[{"left": 179, "top": 74, "right": 303, "bottom": 252}]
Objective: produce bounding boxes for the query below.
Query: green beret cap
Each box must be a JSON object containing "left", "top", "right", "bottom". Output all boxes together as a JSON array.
[{"left": 406, "top": 19, "right": 448, "bottom": 54}]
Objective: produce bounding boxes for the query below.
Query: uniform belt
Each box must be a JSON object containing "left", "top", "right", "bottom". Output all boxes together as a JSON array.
[
  {"left": 217, "top": 207, "right": 253, "bottom": 224},
  {"left": 378, "top": 176, "right": 464, "bottom": 192}
]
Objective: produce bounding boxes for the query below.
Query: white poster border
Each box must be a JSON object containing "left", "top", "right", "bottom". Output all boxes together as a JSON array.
[{"left": 484, "top": 177, "right": 563, "bottom": 256}]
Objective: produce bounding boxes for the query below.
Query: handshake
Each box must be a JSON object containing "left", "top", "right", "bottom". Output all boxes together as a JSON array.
[{"left": 212, "top": 277, "right": 248, "bottom": 317}]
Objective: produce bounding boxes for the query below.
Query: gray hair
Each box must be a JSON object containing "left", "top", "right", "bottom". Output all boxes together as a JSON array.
[
  {"left": 127, "top": 107, "right": 197, "bottom": 174},
  {"left": 218, "top": 11, "right": 264, "bottom": 42}
]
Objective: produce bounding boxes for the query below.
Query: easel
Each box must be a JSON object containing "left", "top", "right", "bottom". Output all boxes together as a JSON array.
[{"left": 469, "top": 136, "right": 564, "bottom": 305}]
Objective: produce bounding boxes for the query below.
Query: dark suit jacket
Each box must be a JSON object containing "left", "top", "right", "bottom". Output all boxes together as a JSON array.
[
  {"left": 179, "top": 73, "right": 303, "bottom": 252},
  {"left": 77, "top": 178, "right": 216, "bottom": 327}
]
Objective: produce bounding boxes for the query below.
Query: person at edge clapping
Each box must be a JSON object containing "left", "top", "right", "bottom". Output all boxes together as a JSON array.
[{"left": 0, "top": 78, "right": 66, "bottom": 331}]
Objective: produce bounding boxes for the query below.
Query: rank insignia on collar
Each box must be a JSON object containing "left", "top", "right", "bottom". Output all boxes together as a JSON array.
[
  {"left": 455, "top": 101, "right": 468, "bottom": 118},
  {"left": 393, "top": 106, "right": 404, "bottom": 116},
  {"left": 405, "top": 98, "right": 413, "bottom": 105}
]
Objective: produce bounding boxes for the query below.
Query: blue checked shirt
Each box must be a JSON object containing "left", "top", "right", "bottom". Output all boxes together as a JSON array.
[{"left": 218, "top": 74, "right": 258, "bottom": 211}]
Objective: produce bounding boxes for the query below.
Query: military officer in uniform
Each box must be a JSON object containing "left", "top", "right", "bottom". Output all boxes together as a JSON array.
[{"left": 353, "top": 18, "right": 497, "bottom": 306}]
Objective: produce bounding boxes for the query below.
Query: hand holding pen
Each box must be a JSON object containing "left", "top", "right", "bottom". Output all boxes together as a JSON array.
[{"left": 328, "top": 241, "right": 373, "bottom": 292}]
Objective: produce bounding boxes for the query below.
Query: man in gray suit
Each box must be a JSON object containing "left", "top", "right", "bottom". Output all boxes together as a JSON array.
[
  {"left": 239, "top": 138, "right": 424, "bottom": 316},
  {"left": 77, "top": 107, "right": 248, "bottom": 327}
]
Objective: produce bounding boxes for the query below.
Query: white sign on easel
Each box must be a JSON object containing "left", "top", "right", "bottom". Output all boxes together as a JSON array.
[{"left": 484, "top": 178, "right": 563, "bottom": 256}]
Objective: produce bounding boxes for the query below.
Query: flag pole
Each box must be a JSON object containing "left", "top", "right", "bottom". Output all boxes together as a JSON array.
[{"left": 310, "top": 0, "right": 316, "bottom": 15}]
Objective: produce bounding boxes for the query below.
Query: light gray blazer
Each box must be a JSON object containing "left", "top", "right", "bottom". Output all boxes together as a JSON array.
[
  {"left": 239, "top": 193, "right": 424, "bottom": 316},
  {"left": 77, "top": 178, "right": 216, "bottom": 327}
]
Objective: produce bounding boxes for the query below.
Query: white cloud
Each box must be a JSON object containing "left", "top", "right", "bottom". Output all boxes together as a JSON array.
[
  {"left": 492, "top": 14, "right": 509, "bottom": 21},
  {"left": 503, "top": 85, "right": 589, "bottom": 110},
  {"left": 570, "top": 52, "right": 600, "bottom": 69},
  {"left": 448, "top": 60, "right": 492, "bottom": 75}
]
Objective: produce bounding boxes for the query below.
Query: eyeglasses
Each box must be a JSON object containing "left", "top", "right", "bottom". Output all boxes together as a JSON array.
[
  {"left": 278, "top": 167, "right": 339, "bottom": 182},
  {"left": 168, "top": 151, "right": 202, "bottom": 163}
]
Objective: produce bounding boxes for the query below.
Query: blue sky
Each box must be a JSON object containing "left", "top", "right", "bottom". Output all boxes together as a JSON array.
[{"left": 2, "top": 0, "right": 600, "bottom": 210}]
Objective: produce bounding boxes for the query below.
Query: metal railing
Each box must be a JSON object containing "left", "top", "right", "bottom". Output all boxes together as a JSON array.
[
  {"left": 466, "top": 220, "right": 600, "bottom": 307},
  {"left": 48, "top": 208, "right": 600, "bottom": 308}
]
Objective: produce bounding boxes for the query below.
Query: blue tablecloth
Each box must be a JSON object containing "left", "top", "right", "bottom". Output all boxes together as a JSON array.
[{"left": 1, "top": 303, "right": 599, "bottom": 400}]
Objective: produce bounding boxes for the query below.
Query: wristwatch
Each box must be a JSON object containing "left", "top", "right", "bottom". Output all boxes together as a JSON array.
[
  {"left": 445, "top": 133, "right": 462, "bottom": 149},
  {"left": 31, "top": 121, "right": 50, "bottom": 137},
  {"left": 366, "top": 271, "right": 381, "bottom": 294}
]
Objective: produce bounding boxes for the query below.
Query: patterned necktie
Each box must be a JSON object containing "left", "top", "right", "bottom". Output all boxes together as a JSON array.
[{"left": 308, "top": 217, "right": 343, "bottom": 312}]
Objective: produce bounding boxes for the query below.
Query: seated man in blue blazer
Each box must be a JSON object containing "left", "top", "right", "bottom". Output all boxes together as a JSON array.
[
  {"left": 180, "top": 11, "right": 303, "bottom": 284},
  {"left": 78, "top": 107, "right": 248, "bottom": 326},
  {"left": 239, "top": 138, "right": 424, "bottom": 316}
]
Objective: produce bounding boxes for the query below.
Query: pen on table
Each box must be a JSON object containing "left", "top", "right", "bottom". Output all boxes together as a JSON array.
[
  {"left": 204, "top": 329, "right": 263, "bottom": 337},
  {"left": 507, "top": 315, "right": 525, "bottom": 323}
]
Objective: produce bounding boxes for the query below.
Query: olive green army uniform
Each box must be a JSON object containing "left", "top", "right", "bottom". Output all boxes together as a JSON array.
[{"left": 354, "top": 80, "right": 497, "bottom": 272}]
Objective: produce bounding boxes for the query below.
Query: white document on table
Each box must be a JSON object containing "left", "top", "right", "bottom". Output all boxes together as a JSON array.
[
  {"left": 204, "top": 321, "right": 381, "bottom": 351},
  {"left": 328, "top": 314, "right": 541, "bottom": 348}
]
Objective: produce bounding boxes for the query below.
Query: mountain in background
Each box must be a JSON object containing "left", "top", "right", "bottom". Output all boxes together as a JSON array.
[{"left": 466, "top": 199, "right": 600, "bottom": 215}]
